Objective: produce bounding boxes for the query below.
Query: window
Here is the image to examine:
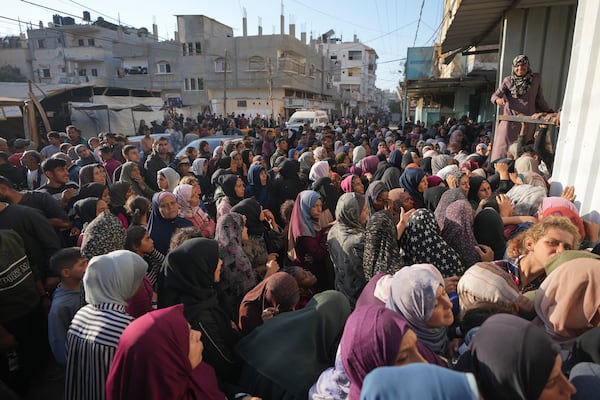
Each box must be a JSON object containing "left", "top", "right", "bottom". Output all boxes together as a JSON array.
[
  {"left": 78, "top": 69, "right": 87, "bottom": 76},
  {"left": 157, "top": 62, "right": 171, "bottom": 74},
  {"left": 330, "top": 55, "right": 337, "bottom": 60},
  {"left": 78, "top": 39, "right": 85, "bottom": 46},
  {"left": 215, "top": 57, "right": 231, "bottom": 73},
  {"left": 182, "top": 43, "right": 187, "bottom": 56},
  {"left": 37, "top": 39, "right": 45, "bottom": 49},
  {"left": 187, "top": 43, "right": 194, "bottom": 55},
  {"left": 190, "top": 78, "right": 196, "bottom": 90},
  {"left": 237, "top": 100, "right": 247, "bottom": 107},
  {"left": 195, "top": 42, "right": 201, "bottom": 55},
  {"left": 184, "top": 78, "right": 204, "bottom": 91},
  {"left": 88, "top": 39, "right": 95, "bottom": 46},
  {"left": 196, "top": 78, "right": 204, "bottom": 90},
  {"left": 42, "top": 68, "right": 51, "bottom": 78},
  {"left": 348, "top": 50, "right": 362, "bottom": 60},
  {"left": 248, "top": 56, "right": 265, "bottom": 71},
  {"left": 91, "top": 68, "right": 98, "bottom": 77},
  {"left": 184, "top": 78, "right": 189, "bottom": 90}
]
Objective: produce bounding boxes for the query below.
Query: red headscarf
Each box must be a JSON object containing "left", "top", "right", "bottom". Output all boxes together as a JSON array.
[{"left": 106, "top": 304, "right": 225, "bottom": 400}]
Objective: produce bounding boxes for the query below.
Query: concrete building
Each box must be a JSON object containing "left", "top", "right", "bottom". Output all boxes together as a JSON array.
[
  {"left": 314, "top": 33, "right": 378, "bottom": 116},
  {"left": 176, "top": 14, "right": 338, "bottom": 121}
]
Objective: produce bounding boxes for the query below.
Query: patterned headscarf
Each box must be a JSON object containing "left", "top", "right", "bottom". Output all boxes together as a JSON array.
[
  {"left": 363, "top": 210, "right": 403, "bottom": 280},
  {"left": 215, "top": 212, "right": 256, "bottom": 299},
  {"left": 288, "top": 190, "right": 321, "bottom": 261},
  {"left": 400, "top": 208, "right": 464, "bottom": 277},
  {"left": 510, "top": 54, "right": 533, "bottom": 98},
  {"left": 439, "top": 199, "right": 481, "bottom": 269}
]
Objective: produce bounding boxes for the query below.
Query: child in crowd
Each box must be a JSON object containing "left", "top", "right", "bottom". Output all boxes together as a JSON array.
[{"left": 47, "top": 247, "right": 87, "bottom": 367}]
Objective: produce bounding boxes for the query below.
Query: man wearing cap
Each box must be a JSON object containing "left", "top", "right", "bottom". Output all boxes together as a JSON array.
[
  {"left": 8, "top": 138, "right": 31, "bottom": 167},
  {"left": 0, "top": 151, "right": 26, "bottom": 188},
  {"left": 270, "top": 137, "right": 288, "bottom": 169},
  {"left": 103, "top": 132, "right": 126, "bottom": 163}
]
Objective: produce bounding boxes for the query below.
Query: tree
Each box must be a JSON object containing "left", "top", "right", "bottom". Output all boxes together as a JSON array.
[{"left": 0, "top": 65, "right": 27, "bottom": 82}]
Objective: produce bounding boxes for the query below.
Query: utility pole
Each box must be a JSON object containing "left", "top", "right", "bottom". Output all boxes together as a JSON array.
[
  {"left": 223, "top": 49, "right": 228, "bottom": 117},
  {"left": 267, "top": 56, "right": 273, "bottom": 123}
]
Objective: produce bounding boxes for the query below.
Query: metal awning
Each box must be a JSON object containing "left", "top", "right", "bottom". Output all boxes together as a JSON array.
[
  {"left": 440, "top": 0, "right": 519, "bottom": 56},
  {"left": 404, "top": 77, "right": 493, "bottom": 97}
]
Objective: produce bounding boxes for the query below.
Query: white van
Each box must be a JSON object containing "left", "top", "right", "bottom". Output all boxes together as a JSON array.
[{"left": 286, "top": 110, "right": 329, "bottom": 132}]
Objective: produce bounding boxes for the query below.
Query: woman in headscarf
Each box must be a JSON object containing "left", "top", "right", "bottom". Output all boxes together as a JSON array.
[
  {"left": 341, "top": 306, "right": 426, "bottom": 400},
  {"left": 361, "top": 364, "right": 479, "bottom": 400},
  {"left": 108, "top": 181, "right": 132, "bottom": 228},
  {"left": 237, "top": 291, "right": 351, "bottom": 400},
  {"left": 535, "top": 257, "right": 600, "bottom": 355},
  {"left": 352, "top": 145, "right": 366, "bottom": 166},
  {"left": 386, "top": 264, "right": 453, "bottom": 361},
  {"left": 106, "top": 305, "right": 226, "bottom": 400},
  {"left": 270, "top": 159, "right": 304, "bottom": 226},
  {"left": 119, "top": 162, "right": 155, "bottom": 200},
  {"left": 172, "top": 183, "right": 215, "bottom": 238},
  {"left": 327, "top": 193, "right": 368, "bottom": 308},
  {"left": 399, "top": 167, "right": 428, "bottom": 209},
  {"left": 79, "top": 163, "right": 108, "bottom": 186},
  {"left": 363, "top": 210, "right": 403, "bottom": 280},
  {"left": 245, "top": 163, "right": 271, "bottom": 210},
  {"left": 360, "top": 155, "right": 380, "bottom": 181},
  {"left": 231, "top": 198, "right": 277, "bottom": 281},
  {"left": 313, "top": 175, "right": 340, "bottom": 218},
  {"left": 490, "top": 55, "right": 554, "bottom": 161},
  {"left": 467, "top": 176, "right": 493, "bottom": 210},
  {"left": 215, "top": 174, "right": 245, "bottom": 219},
  {"left": 208, "top": 145, "right": 223, "bottom": 177},
  {"left": 309, "top": 160, "right": 330, "bottom": 185},
  {"left": 456, "top": 314, "right": 575, "bottom": 400},
  {"left": 80, "top": 211, "right": 126, "bottom": 259},
  {"left": 457, "top": 262, "right": 528, "bottom": 313},
  {"left": 159, "top": 238, "right": 242, "bottom": 384},
  {"left": 515, "top": 155, "right": 547, "bottom": 188},
  {"left": 156, "top": 167, "right": 180, "bottom": 192},
  {"left": 431, "top": 154, "right": 452, "bottom": 176},
  {"left": 288, "top": 190, "right": 333, "bottom": 292},
  {"left": 439, "top": 199, "right": 486, "bottom": 268},
  {"left": 298, "top": 151, "right": 315, "bottom": 185},
  {"left": 379, "top": 149, "right": 403, "bottom": 190},
  {"left": 434, "top": 188, "right": 467, "bottom": 228},
  {"left": 147, "top": 192, "right": 193, "bottom": 255},
  {"left": 238, "top": 271, "right": 300, "bottom": 336},
  {"left": 387, "top": 188, "right": 414, "bottom": 224},
  {"left": 75, "top": 182, "right": 110, "bottom": 204},
  {"left": 214, "top": 212, "right": 257, "bottom": 322},
  {"left": 423, "top": 185, "right": 448, "bottom": 212},
  {"left": 474, "top": 207, "right": 507, "bottom": 260},
  {"left": 65, "top": 250, "right": 147, "bottom": 400},
  {"left": 340, "top": 175, "right": 364, "bottom": 194},
  {"left": 401, "top": 150, "right": 420, "bottom": 170},
  {"left": 364, "top": 180, "right": 389, "bottom": 218},
  {"left": 400, "top": 208, "right": 464, "bottom": 277},
  {"left": 191, "top": 157, "right": 213, "bottom": 197}
]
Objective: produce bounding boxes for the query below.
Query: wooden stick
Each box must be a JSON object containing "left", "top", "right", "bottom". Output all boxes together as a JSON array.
[{"left": 497, "top": 114, "right": 557, "bottom": 126}]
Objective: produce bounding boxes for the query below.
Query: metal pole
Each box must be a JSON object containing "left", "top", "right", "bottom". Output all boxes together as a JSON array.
[{"left": 223, "top": 49, "right": 228, "bottom": 117}]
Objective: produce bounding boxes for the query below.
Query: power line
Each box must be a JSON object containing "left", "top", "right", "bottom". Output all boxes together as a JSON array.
[
  {"left": 363, "top": 20, "right": 418, "bottom": 44},
  {"left": 412, "top": 0, "right": 426, "bottom": 47},
  {"left": 290, "top": 0, "right": 383, "bottom": 34}
]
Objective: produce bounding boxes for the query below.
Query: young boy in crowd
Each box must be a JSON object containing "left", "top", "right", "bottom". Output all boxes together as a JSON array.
[{"left": 47, "top": 248, "right": 87, "bottom": 367}]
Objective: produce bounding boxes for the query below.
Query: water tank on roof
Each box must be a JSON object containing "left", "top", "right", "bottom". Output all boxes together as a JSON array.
[
  {"left": 63, "top": 17, "right": 75, "bottom": 25},
  {"left": 52, "top": 14, "right": 63, "bottom": 26},
  {"left": 83, "top": 11, "right": 91, "bottom": 22}
]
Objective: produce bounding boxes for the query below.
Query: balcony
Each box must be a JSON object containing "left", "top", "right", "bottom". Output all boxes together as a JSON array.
[
  {"left": 278, "top": 58, "right": 306, "bottom": 75},
  {"left": 64, "top": 47, "right": 106, "bottom": 62}
]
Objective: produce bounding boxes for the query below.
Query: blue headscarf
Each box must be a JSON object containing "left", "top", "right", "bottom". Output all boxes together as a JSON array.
[
  {"left": 245, "top": 164, "right": 269, "bottom": 207},
  {"left": 288, "top": 190, "right": 321, "bottom": 261},
  {"left": 361, "top": 364, "right": 479, "bottom": 400},
  {"left": 399, "top": 167, "right": 427, "bottom": 208},
  {"left": 148, "top": 191, "right": 193, "bottom": 254}
]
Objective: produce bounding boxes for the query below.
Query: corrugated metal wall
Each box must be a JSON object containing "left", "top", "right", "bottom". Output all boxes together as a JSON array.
[
  {"left": 552, "top": 0, "right": 600, "bottom": 219},
  {"left": 498, "top": 3, "right": 577, "bottom": 112}
]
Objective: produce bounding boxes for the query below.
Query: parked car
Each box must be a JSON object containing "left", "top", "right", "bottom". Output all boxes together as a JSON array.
[
  {"left": 286, "top": 109, "right": 329, "bottom": 132},
  {"left": 175, "top": 136, "right": 245, "bottom": 158}
]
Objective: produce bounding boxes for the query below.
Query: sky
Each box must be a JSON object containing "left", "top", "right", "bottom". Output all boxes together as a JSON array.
[{"left": 0, "top": 0, "right": 443, "bottom": 91}]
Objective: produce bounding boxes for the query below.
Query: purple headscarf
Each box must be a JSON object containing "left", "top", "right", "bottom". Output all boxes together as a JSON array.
[{"left": 341, "top": 305, "right": 410, "bottom": 400}]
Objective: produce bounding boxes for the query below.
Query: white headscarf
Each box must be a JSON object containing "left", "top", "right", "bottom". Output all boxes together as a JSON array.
[
  {"left": 191, "top": 158, "right": 207, "bottom": 177},
  {"left": 84, "top": 250, "right": 147, "bottom": 306}
]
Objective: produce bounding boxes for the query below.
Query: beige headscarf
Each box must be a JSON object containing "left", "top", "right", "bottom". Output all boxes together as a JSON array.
[
  {"left": 458, "top": 262, "right": 524, "bottom": 312},
  {"left": 534, "top": 258, "right": 600, "bottom": 344}
]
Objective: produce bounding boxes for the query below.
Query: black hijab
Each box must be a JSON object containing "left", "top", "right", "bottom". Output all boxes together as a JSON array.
[
  {"left": 474, "top": 208, "right": 506, "bottom": 260},
  {"left": 313, "top": 176, "right": 339, "bottom": 217},
  {"left": 159, "top": 238, "right": 220, "bottom": 319},
  {"left": 456, "top": 313, "right": 559, "bottom": 400},
  {"left": 231, "top": 198, "right": 264, "bottom": 237}
]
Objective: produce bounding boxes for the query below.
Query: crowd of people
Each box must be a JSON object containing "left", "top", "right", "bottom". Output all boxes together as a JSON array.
[{"left": 1, "top": 96, "right": 600, "bottom": 400}]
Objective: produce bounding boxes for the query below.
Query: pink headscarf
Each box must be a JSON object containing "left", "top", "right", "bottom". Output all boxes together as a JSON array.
[{"left": 341, "top": 175, "right": 355, "bottom": 193}]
